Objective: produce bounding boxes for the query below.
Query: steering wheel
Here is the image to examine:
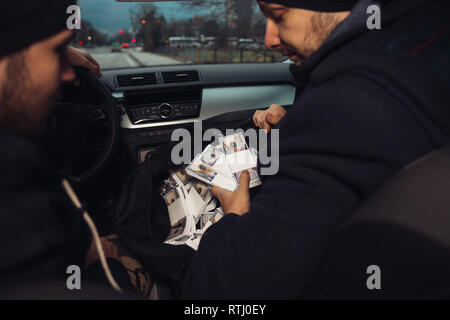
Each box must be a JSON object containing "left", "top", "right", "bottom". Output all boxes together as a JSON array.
[{"left": 43, "top": 68, "right": 119, "bottom": 185}]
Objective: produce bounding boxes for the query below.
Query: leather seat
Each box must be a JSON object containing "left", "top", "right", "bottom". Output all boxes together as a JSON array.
[{"left": 306, "top": 147, "right": 450, "bottom": 299}]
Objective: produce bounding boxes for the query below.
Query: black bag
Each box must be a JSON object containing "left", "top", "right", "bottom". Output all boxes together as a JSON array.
[
  {"left": 112, "top": 146, "right": 195, "bottom": 299},
  {"left": 112, "top": 119, "right": 259, "bottom": 298}
]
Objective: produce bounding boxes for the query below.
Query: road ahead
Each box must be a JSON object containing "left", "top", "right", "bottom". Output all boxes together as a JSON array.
[{"left": 86, "top": 46, "right": 182, "bottom": 69}]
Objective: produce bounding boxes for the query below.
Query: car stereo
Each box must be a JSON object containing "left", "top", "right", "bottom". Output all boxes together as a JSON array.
[{"left": 123, "top": 88, "right": 202, "bottom": 124}]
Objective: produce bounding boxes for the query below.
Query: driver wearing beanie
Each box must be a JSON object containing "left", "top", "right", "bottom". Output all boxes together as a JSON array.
[
  {"left": 183, "top": 0, "right": 450, "bottom": 299},
  {"left": 257, "top": 0, "right": 359, "bottom": 12},
  {"left": 0, "top": 1, "right": 134, "bottom": 297},
  {"left": 1, "top": 0, "right": 76, "bottom": 58}
]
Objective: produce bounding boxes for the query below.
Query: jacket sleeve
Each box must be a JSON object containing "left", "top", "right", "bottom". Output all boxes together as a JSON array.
[
  {"left": 181, "top": 75, "right": 435, "bottom": 299},
  {"left": 0, "top": 184, "right": 91, "bottom": 287}
]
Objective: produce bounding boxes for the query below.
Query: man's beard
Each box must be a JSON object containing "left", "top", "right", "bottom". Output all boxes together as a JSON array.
[
  {"left": 0, "top": 52, "right": 60, "bottom": 138},
  {"left": 293, "top": 12, "right": 345, "bottom": 64}
]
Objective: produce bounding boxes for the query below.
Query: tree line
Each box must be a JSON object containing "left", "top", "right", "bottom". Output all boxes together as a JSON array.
[
  {"left": 130, "top": 1, "right": 266, "bottom": 51},
  {"left": 75, "top": 0, "right": 267, "bottom": 51}
]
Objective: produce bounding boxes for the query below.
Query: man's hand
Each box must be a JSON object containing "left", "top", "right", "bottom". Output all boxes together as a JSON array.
[
  {"left": 211, "top": 171, "right": 251, "bottom": 216},
  {"left": 253, "top": 104, "right": 287, "bottom": 132},
  {"left": 85, "top": 237, "right": 119, "bottom": 268},
  {"left": 66, "top": 46, "right": 102, "bottom": 77}
]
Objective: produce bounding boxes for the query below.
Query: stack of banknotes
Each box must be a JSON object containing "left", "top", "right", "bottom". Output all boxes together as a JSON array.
[
  {"left": 186, "top": 132, "right": 261, "bottom": 191},
  {"left": 159, "top": 132, "right": 261, "bottom": 250}
]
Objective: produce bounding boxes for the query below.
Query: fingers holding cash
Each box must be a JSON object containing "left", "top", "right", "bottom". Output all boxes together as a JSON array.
[
  {"left": 211, "top": 170, "right": 251, "bottom": 216},
  {"left": 186, "top": 132, "right": 259, "bottom": 215},
  {"left": 159, "top": 133, "right": 259, "bottom": 250}
]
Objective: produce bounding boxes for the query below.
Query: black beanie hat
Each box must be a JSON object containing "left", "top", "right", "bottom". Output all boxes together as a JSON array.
[
  {"left": 261, "top": 0, "right": 359, "bottom": 12},
  {"left": 0, "top": 0, "right": 77, "bottom": 58}
]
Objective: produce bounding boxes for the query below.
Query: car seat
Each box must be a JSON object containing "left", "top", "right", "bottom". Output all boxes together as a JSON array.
[{"left": 304, "top": 147, "right": 450, "bottom": 299}]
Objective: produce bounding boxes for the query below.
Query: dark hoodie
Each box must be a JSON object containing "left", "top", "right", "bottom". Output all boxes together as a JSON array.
[
  {"left": 182, "top": 0, "right": 450, "bottom": 299},
  {"left": 0, "top": 129, "right": 135, "bottom": 297},
  {"left": 0, "top": 129, "right": 91, "bottom": 288}
]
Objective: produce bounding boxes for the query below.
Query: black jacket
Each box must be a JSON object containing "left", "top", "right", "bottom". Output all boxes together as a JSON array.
[
  {"left": 182, "top": 0, "right": 450, "bottom": 299},
  {"left": 0, "top": 129, "right": 91, "bottom": 288}
]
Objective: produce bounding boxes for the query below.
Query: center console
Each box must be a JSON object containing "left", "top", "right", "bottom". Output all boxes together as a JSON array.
[
  {"left": 115, "top": 88, "right": 203, "bottom": 164},
  {"left": 123, "top": 88, "right": 202, "bottom": 125}
]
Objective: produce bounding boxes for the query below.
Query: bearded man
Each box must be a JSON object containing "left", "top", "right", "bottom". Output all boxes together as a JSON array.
[
  {"left": 182, "top": 0, "right": 450, "bottom": 299},
  {"left": 0, "top": 0, "right": 135, "bottom": 297}
]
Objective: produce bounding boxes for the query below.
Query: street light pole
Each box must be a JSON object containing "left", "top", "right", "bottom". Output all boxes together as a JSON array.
[{"left": 141, "top": 19, "right": 147, "bottom": 51}]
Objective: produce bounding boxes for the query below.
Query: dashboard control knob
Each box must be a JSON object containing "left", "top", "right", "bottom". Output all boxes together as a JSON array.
[{"left": 158, "top": 103, "right": 174, "bottom": 119}]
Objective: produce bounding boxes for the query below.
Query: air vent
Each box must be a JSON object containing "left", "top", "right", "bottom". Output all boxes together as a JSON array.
[
  {"left": 117, "top": 73, "right": 157, "bottom": 87},
  {"left": 162, "top": 71, "right": 199, "bottom": 83}
]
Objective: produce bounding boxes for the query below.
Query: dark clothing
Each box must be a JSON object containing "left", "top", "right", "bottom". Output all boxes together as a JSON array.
[
  {"left": 0, "top": 128, "right": 90, "bottom": 288},
  {"left": 182, "top": 0, "right": 450, "bottom": 299},
  {"left": 1, "top": 0, "right": 76, "bottom": 58},
  {"left": 262, "top": 0, "right": 359, "bottom": 12},
  {"left": 0, "top": 128, "right": 133, "bottom": 295}
]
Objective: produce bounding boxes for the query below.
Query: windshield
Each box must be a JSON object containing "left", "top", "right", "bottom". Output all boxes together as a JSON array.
[{"left": 76, "top": 0, "right": 285, "bottom": 69}]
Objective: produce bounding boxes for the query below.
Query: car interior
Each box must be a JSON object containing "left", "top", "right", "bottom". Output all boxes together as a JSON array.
[
  {"left": 48, "top": 61, "right": 295, "bottom": 225},
  {"left": 38, "top": 0, "right": 450, "bottom": 299}
]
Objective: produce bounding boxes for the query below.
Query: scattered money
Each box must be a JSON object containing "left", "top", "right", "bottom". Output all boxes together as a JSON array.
[{"left": 160, "top": 133, "right": 262, "bottom": 250}]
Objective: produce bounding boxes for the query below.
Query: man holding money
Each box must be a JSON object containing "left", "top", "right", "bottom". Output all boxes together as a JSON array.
[{"left": 182, "top": 0, "right": 450, "bottom": 298}]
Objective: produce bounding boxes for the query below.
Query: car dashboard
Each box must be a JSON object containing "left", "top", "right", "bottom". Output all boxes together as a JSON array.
[{"left": 100, "top": 63, "right": 296, "bottom": 164}]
